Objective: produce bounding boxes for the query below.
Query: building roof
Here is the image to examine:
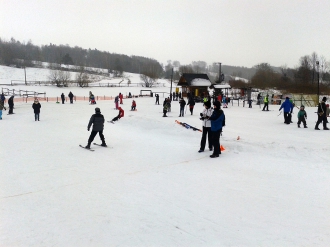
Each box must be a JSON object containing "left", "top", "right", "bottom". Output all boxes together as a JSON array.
[
  {"left": 213, "top": 84, "right": 232, "bottom": 89},
  {"left": 178, "top": 73, "right": 211, "bottom": 87}
]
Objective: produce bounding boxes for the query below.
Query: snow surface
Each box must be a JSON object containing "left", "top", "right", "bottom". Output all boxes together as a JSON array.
[
  {"left": 1, "top": 66, "right": 330, "bottom": 246},
  {"left": 190, "top": 78, "right": 212, "bottom": 87}
]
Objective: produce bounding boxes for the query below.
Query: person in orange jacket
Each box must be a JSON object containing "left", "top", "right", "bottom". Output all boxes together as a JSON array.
[{"left": 110, "top": 107, "right": 124, "bottom": 123}]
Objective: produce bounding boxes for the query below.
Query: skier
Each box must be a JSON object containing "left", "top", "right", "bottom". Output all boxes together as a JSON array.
[
  {"left": 315, "top": 97, "right": 329, "bottom": 130},
  {"left": 114, "top": 95, "right": 119, "bottom": 109},
  {"left": 119, "top": 93, "right": 123, "bottom": 104},
  {"left": 0, "top": 99, "right": 6, "bottom": 119},
  {"left": 178, "top": 98, "right": 186, "bottom": 117},
  {"left": 198, "top": 101, "right": 213, "bottom": 153},
  {"left": 208, "top": 101, "right": 225, "bottom": 158},
  {"left": 279, "top": 97, "right": 293, "bottom": 124},
  {"left": 89, "top": 91, "right": 96, "bottom": 104},
  {"left": 8, "top": 95, "right": 14, "bottom": 114},
  {"left": 61, "top": 93, "right": 65, "bottom": 104},
  {"left": 85, "top": 107, "right": 107, "bottom": 149},
  {"left": 262, "top": 94, "right": 269, "bottom": 111},
  {"left": 155, "top": 94, "right": 160, "bottom": 105},
  {"left": 131, "top": 100, "right": 136, "bottom": 111},
  {"left": 222, "top": 96, "right": 227, "bottom": 108},
  {"left": 187, "top": 97, "right": 195, "bottom": 115},
  {"left": 32, "top": 98, "right": 41, "bottom": 121},
  {"left": 297, "top": 105, "right": 307, "bottom": 128},
  {"left": 163, "top": 98, "right": 170, "bottom": 117},
  {"left": 110, "top": 106, "right": 124, "bottom": 123},
  {"left": 68, "top": 91, "right": 74, "bottom": 104}
]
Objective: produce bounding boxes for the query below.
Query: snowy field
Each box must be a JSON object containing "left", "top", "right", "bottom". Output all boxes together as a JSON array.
[{"left": 1, "top": 66, "right": 330, "bottom": 246}]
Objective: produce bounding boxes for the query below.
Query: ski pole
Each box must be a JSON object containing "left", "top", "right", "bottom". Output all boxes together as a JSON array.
[{"left": 277, "top": 111, "right": 282, "bottom": 116}]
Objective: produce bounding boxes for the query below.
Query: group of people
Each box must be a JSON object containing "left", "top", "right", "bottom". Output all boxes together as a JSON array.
[
  {"left": 278, "top": 96, "right": 329, "bottom": 130},
  {"left": 0, "top": 93, "right": 15, "bottom": 119},
  {"left": 60, "top": 91, "right": 75, "bottom": 104}
]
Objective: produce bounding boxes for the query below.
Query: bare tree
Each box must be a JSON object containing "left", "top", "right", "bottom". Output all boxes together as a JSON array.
[
  {"left": 59, "top": 70, "right": 71, "bottom": 86},
  {"left": 48, "top": 69, "right": 61, "bottom": 86},
  {"left": 75, "top": 66, "right": 90, "bottom": 87}
]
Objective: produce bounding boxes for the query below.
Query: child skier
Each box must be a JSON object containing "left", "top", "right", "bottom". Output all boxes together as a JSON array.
[
  {"left": 32, "top": 99, "right": 41, "bottom": 121},
  {"left": 85, "top": 107, "right": 106, "bottom": 149},
  {"left": 131, "top": 100, "right": 136, "bottom": 111},
  {"left": 297, "top": 105, "right": 307, "bottom": 128},
  {"left": 110, "top": 107, "right": 124, "bottom": 123}
]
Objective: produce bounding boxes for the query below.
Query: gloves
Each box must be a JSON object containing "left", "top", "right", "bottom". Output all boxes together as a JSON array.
[
  {"left": 200, "top": 113, "right": 203, "bottom": 117},
  {"left": 200, "top": 117, "right": 205, "bottom": 120}
]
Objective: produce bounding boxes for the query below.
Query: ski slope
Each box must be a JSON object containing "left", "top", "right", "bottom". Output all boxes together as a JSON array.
[{"left": 1, "top": 66, "right": 330, "bottom": 246}]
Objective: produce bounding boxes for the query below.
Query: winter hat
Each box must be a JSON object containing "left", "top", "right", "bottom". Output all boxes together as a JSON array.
[
  {"left": 95, "top": 107, "right": 101, "bottom": 113},
  {"left": 300, "top": 105, "right": 304, "bottom": 108},
  {"left": 204, "top": 101, "right": 211, "bottom": 108},
  {"left": 213, "top": 101, "right": 221, "bottom": 109},
  {"left": 34, "top": 99, "right": 39, "bottom": 103},
  {"left": 322, "top": 97, "right": 327, "bottom": 102},
  {"left": 285, "top": 97, "right": 289, "bottom": 100}
]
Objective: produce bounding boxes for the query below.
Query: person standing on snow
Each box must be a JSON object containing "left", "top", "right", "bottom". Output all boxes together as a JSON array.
[
  {"left": 0, "top": 99, "right": 6, "bottom": 119},
  {"left": 119, "top": 93, "right": 123, "bottom": 104},
  {"left": 0, "top": 93, "right": 5, "bottom": 103},
  {"left": 114, "top": 95, "right": 119, "bottom": 109},
  {"left": 187, "top": 97, "right": 195, "bottom": 115},
  {"left": 178, "top": 97, "right": 186, "bottom": 117},
  {"left": 68, "top": 91, "right": 74, "bottom": 104},
  {"left": 85, "top": 107, "right": 107, "bottom": 149},
  {"left": 32, "top": 98, "right": 41, "bottom": 121},
  {"left": 262, "top": 94, "right": 269, "bottom": 111},
  {"left": 8, "top": 95, "right": 14, "bottom": 114},
  {"left": 155, "top": 94, "right": 160, "bottom": 105},
  {"left": 131, "top": 100, "right": 136, "bottom": 111},
  {"left": 279, "top": 97, "right": 293, "bottom": 124},
  {"left": 110, "top": 106, "right": 124, "bottom": 123},
  {"left": 207, "top": 101, "right": 225, "bottom": 158},
  {"left": 297, "top": 105, "right": 307, "bottom": 128},
  {"left": 315, "top": 97, "right": 329, "bottom": 130},
  {"left": 198, "top": 101, "right": 213, "bottom": 153},
  {"left": 61, "top": 93, "right": 65, "bottom": 104}
]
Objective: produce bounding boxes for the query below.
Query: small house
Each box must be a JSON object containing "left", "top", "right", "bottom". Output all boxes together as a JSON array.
[{"left": 177, "top": 73, "right": 212, "bottom": 98}]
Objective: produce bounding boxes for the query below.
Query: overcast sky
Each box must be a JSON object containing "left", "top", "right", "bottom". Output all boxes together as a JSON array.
[{"left": 1, "top": 0, "right": 329, "bottom": 68}]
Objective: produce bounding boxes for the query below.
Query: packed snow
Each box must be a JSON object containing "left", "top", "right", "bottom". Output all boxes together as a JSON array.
[{"left": 1, "top": 66, "right": 330, "bottom": 246}]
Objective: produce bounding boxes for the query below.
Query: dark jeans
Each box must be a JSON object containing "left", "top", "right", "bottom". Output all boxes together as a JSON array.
[
  {"left": 34, "top": 113, "right": 40, "bottom": 121},
  {"left": 200, "top": 126, "right": 212, "bottom": 151},
  {"left": 284, "top": 112, "right": 290, "bottom": 124},
  {"left": 69, "top": 97, "right": 73, "bottom": 103},
  {"left": 88, "top": 130, "right": 105, "bottom": 144},
  {"left": 297, "top": 117, "right": 306, "bottom": 126},
  {"left": 189, "top": 107, "right": 194, "bottom": 115},
  {"left": 61, "top": 98, "right": 65, "bottom": 104},
  {"left": 315, "top": 114, "right": 327, "bottom": 128},
  {"left": 211, "top": 129, "right": 221, "bottom": 155},
  {"left": 262, "top": 103, "right": 268, "bottom": 111},
  {"left": 8, "top": 106, "right": 13, "bottom": 114},
  {"left": 179, "top": 107, "right": 185, "bottom": 116}
]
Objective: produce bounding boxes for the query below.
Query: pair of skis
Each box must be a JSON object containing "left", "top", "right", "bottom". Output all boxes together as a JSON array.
[
  {"left": 79, "top": 143, "right": 110, "bottom": 151},
  {"left": 175, "top": 120, "right": 202, "bottom": 132}
]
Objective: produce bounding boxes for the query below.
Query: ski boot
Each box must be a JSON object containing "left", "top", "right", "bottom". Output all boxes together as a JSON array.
[
  {"left": 101, "top": 141, "right": 107, "bottom": 147},
  {"left": 85, "top": 142, "right": 91, "bottom": 149}
]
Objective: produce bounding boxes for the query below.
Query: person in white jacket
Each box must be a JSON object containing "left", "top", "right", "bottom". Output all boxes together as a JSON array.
[{"left": 198, "top": 101, "right": 214, "bottom": 152}]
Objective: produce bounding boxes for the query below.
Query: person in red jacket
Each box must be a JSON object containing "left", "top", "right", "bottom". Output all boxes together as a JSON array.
[
  {"left": 131, "top": 100, "right": 136, "bottom": 111},
  {"left": 110, "top": 107, "right": 124, "bottom": 123},
  {"left": 119, "top": 93, "right": 123, "bottom": 104}
]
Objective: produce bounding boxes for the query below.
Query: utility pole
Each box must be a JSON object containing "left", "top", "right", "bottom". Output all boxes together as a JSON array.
[
  {"left": 170, "top": 68, "right": 173, "bottom": 100},
  {"left": 24, "top": 66, "right": 27, "bottom": 85},
  {"left": 316, "top": 61, "right": 320, "bottom": 102},
  {"left": 217, "top": 62, "right": 222, "bottom": 84}
]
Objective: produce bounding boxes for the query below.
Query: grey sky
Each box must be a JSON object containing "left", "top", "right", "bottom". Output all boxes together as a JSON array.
[{"left": 1, "top": 0, "right": 329, "bottom": 68}]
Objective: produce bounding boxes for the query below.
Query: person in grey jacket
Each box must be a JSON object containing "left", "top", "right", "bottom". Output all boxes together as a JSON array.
[
  {"left": 198, "top": 101, "right": 213, "bottom": 152},
  {"left": 85, "top": 107, "right": 107, "bottom": 148}
]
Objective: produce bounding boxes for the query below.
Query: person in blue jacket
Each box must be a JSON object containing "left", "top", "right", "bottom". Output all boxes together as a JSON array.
[
  {"left": 279, "top": 97, "right": 293, "bottom": 124},
  {"left": 208, "top": 101, "right": 225, "bottom": 158}
]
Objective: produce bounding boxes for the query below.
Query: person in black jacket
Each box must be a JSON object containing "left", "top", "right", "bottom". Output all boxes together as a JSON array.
[
  {"left": 85, "top": 107, "right": 107, "bottom": 148},
  {"left": 178, "top": 98, "right": 186, "bottom": 117},
  {"left": 187, "top": 97, "right": 195, "bottom": 115},
  {"left": 32, "top": 99, "right": 41, "bottom": 121},
  {"left": 315, "top": 97, "right": 329, "bottom": 130},
  {"left": 61, "top": 93, "right": 65, "bottom": 104},
  {"left": 8, "top": 95, "right": 14, "bottom": 114},
  {"left": 68, "top": 91, "right": 74, "bottom": 104}
]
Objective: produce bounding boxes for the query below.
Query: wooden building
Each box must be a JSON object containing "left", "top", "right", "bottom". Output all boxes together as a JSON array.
[{"left": 177, "top": 73, "right": 212, "bottom": 97}]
